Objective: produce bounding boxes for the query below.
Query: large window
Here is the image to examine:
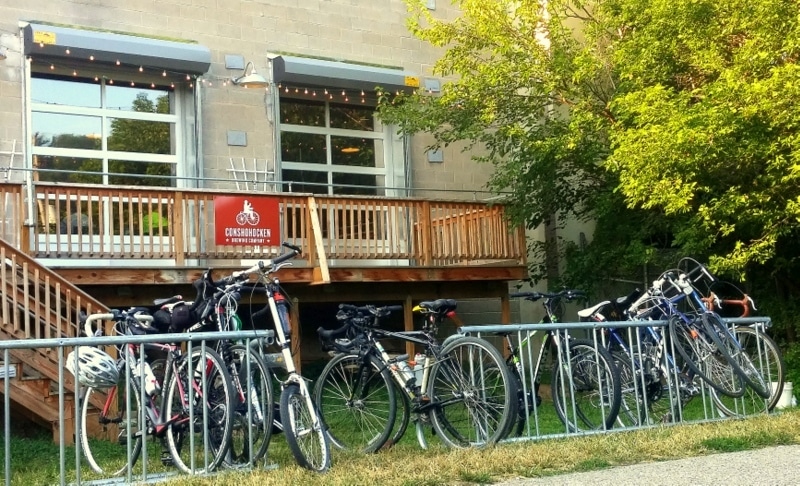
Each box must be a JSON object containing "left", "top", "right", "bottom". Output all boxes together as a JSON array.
[
  {"left": 279, "top": 96, "right": 390, "bottom": 196},
  {"left": 30, "top": 73, "right": 181, "bottom": 187}
]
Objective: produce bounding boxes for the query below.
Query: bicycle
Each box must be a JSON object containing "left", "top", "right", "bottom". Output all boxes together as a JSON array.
[
  {"left": 701, "top": 282, "right": 786, "bottom": 416},
  {"left": 661, "top": 259, "right": 770, "bottom": 399},
  {"left": 183, "top": 268, "right": 275, "bottom": 468},
  {"left": 502, "top": 290, "right": 621, "bottom": 436},
  {"left": 75, "top": 308, "right": 235, "bottom": 476},
  {"left": 223, "top": 242, "right": 331, "bottom": 472},
  {"left": 314, "top": 299, "right": 515, "bottom": 452},
  {"left": 580, "top": 288, "right": 702, "bottom": 425}
]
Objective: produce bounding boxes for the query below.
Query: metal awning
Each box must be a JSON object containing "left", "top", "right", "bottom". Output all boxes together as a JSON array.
[
  {"left": 271, "top": 55, "right": 420, "bottom": 94},
  {"left": 23, "top": 22, "right": 211, "bottom": 75}
]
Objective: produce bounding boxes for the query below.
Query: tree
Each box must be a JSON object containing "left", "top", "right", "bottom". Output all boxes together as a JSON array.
[{"left": 379, "top": 0, "right": 800, "bottom": 348}]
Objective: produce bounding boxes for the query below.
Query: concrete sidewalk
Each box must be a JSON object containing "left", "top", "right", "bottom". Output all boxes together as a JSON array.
[{"left": 496, "top": 444, "right": 800, "bottom": 485}]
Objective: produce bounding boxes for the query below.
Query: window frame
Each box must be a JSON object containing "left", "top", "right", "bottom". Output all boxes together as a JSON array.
[
  {"left": 277, "top": 95, "right": 396, "bottom": 196},
  {"left": 28, "top": 69, "right": 186, "bottom": 187}
]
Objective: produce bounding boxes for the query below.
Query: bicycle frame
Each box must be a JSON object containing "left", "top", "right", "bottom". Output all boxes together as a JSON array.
[{"left": 82, "top": 312, "right": 221, "bottom": 475}]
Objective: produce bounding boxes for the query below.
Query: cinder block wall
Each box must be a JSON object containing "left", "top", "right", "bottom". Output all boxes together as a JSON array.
[{"left": 0, "top": 0, "right": 495, "bottom": 198}]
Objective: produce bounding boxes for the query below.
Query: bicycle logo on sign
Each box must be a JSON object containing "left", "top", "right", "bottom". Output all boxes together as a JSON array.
[{"left": 236, "top": 199, "right": 260, "bottom": 226}]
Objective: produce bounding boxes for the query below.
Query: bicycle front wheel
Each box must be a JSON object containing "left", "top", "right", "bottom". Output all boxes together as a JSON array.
[
  {"left": 428, "top": 336, "right": 514, "bottom": 448},
  {"left": 225, "top": 344, "right": 274, "bottom": 467},
  {"left": 702, "top": 314, "right": 772, "bottom": 399},
  {"left": 312, "top": 353, "right": 396, "bottom": 453},
  {"left": 81, "top": 382, "right": 148, "bottom": 476},
  {"left": 668, "top": 315, "right": 745, "bottom": 398},
  {"left": 711, "top": 326, "right": 785, "bottom": 416},
  {"left": 552, "top": 339, "right": 621, "bottom": 431},
  {"left": 281, "top": 383, "right": 331, "bottom": 472},
  {"left": 164, "top": 347, "right": 235, "bottom": 474}
]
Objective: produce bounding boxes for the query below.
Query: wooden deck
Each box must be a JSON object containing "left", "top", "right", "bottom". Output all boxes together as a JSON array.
[{"left": 1, "top": 181, "right": 527, "bottom": 288}]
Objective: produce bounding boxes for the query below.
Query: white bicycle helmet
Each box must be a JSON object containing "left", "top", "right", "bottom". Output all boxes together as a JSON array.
[{"left": 66, "top": 346, "right": 119, "bottom": 389}]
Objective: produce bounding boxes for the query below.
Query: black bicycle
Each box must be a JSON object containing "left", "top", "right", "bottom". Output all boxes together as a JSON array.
[{"left": 314, "top": 300, "right": 515, "bottom": 452}]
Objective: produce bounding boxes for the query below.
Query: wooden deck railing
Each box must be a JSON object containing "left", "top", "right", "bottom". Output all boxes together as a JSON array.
[{"left": 0, "top": 182, "right": 526, "bottom": 268}]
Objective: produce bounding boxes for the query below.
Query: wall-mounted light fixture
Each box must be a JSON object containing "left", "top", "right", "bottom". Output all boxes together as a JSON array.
[{"left": 231, "top": 61, "right": 268, "bottom": 88}]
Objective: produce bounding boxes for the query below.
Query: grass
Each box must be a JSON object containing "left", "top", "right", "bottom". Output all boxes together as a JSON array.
[{"left": 4, "top": 408, "right": 798, "bottom": 485}]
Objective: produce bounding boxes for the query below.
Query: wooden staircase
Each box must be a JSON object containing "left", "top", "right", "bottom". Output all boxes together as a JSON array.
[{"left": 0, "top": 237, "right": 110, "bottom": 444}]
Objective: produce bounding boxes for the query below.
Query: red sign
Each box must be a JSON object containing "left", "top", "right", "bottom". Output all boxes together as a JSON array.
[{"left": 214, "top": 196, "right": 280, "bottom": 246}]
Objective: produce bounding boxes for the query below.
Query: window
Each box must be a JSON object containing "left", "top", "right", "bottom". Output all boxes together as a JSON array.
[
  {"left": 30, "top": 73, "right": 183, "bottom": 187},
  {"left": 278, "top": 95, "right": 393, "bottom": 196}
]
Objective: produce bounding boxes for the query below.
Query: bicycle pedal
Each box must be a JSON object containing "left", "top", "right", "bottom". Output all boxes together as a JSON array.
[{"left": 160, "top": 454, "right": 174, "bottom": 466}]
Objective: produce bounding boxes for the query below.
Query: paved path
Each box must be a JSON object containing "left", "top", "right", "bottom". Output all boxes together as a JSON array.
[{"left": 496, "top": 444, "right": 800, "bottom": 485}]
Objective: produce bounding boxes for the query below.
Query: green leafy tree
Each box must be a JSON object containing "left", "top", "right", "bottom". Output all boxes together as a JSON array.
[{"left": 379, "top": 0, "right": 800, "bottom": 346}]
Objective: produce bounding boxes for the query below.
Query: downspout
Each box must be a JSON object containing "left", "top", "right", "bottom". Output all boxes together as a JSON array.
[
  {"left": 194, "top": 76, "right": 203, "bottom": 189},
  {"left": 20, "top": 22, "right": 34, "bottom": 231}
]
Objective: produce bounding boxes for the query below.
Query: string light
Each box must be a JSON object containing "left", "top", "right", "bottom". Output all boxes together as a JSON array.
[
  {"left": 65, "top": 49, "right": 70, "bottom": 55},
  {"left": 29, "top": 57, "right": 200, "bottom": 90}
]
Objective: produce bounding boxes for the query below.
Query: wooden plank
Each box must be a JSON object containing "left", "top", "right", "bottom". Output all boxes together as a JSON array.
[
  {"left": 307, "top": 197, "right": 330, "bottom": 284},
  {"left": 404, "top": 295, "right": 414, "bottom": 358}
]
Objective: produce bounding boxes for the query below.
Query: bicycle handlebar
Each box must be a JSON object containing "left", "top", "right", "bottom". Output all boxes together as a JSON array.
[
  {"left": 234, "top": 242, "right": 301, "bottom": 280},
  {"left": 82, "top": 309, "right": 153, "bottom": 337},
  {"left": 509, "top": 289, "right": 586, "bottom": 302}
]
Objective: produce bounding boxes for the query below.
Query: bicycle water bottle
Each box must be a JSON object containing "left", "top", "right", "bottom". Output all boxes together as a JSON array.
[
  {"left": 395, "top": 358, "right": 415, "bottom": 384},
  {"left": 134, "top": 358, "right": 160, "bottom": 396},
  {"left": 412, "top": 353, "right": 425, "bottom": 386}
]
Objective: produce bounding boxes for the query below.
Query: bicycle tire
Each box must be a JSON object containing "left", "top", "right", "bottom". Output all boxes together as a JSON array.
[
  {"left": 611, "top": 350, "right": 642, "bottom": 428},
  {"left": 224, "top": 344, "right": 274, "bottom": 467},
  {"left": 281, "top": 383, "right": 331, "bottom": 472},
  {"left": 312, "top": 353, "right": 396, "bottom": 453},
  {"left": 702, "top": 314, "right": 772, "bottom": 399},
  {"left": 668, "top": 315, "right": 745, "bottom": 398},
  {"left": 81, "top": 382, "right": 145, "bottom": 476},
  {"left": 711, "top": 326, "right": 785, "bottom": 416},
  {"left": 383, "top": 381, "right": 411, "bottom": 449},
  {"left": 428, "top": 336, "right": 515, "bottom": 448},
  {"left": 164, "top": 346, "right": 235, "bottom": 474},
  {"left": 551, "top": 339, "right": 621, "bottom": 431}
]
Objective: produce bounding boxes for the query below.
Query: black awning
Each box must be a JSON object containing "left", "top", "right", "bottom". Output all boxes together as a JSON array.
[
  {"left": 271, "top": 55, "right": 420, "bottom": 94},
  {"left": 23, "top": 22, "right": 211, "bottom": 75}
]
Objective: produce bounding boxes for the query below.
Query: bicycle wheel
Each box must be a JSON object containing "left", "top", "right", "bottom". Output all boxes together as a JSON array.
[
  {"left": 81, "top": 381, "right": 148, "bottom": 476},
  {"left": 224, "top": 344, "right": 274, "bottom": 467},
  {"left": 711, "top": 326, "right": 785, "bottom": 416},
  {"left": 702, "top": 314, "right": 772, "bottom": 399},
  {"left": 551, "top": 339, "right": 621, "bottom": 431},
  {"left": 164, "top": 347, "right": 235, "bottom": 474},
  {"left": 668, "top": 315, "right": 745, "bottom": 398},
  {"left": 611, "top": 350, "right": 642, "bottom": 428},
  {"left": 428, "top": 336, "right": 514, "bottom": 448},
  {"left": 312, "top": 353, "right": 396, "bottom": 453},
  {"left": 281, "top": 383, "right": 331, "bottom": 472}
]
